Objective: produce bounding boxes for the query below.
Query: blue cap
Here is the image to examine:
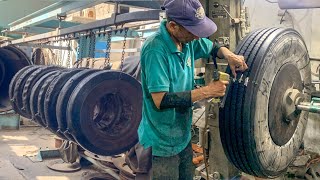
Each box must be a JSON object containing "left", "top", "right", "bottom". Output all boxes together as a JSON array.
[{"left": 163, "top": 0, "right": 217, "bottom": 38}]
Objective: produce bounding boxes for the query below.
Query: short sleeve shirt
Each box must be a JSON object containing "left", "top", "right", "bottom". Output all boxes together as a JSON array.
[{"left": 138, "top": 20, "right": 217, "bottom": 157}]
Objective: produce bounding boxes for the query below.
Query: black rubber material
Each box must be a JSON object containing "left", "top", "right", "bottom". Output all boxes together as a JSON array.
[
  {"left": 30, "top": 71, "right": 59, "bottom": 126},
  {"left": 219, "top": 28, "right": 311, "bottom": 178},
  {"left": 56, "top": 69, "right": 98, "bottom": 141},
  {"left": 221, "top": 28, "right": 278, "bottom": 177},
  {"left": 3, "top": 45, "right": 33, "bottom": 65},
  {"left": 37, "top": 73, "right": 63, "bottom": 127},
  {"left": 0, "top": 48, "right": 29, "bottom": 112},
  {"left": 9, "top": 66, "right": 36, "bottom": 102},
  {"left": 35, "top": 68, "right": 70, "bottom": 126},
  {"left": 10, "top": 66, "right": 40, "bottom": 115},
  {"left": 2, "top": 46, "right": 32, "bottom": 98},
  {"left": 44, "top": 68, "right": 83, "bottom": 135},
  {"left": 66, "top": 70, "right": 142, "bottom": 156},
  {"left": 22, "top": 66, "right": 62, "bottom": 118},
  {"left": 0, "top": 59, "right": 4, "bottom": 88},
  {"left": 0, "top": 45, "right": 32, "bottom": 110},
  {"left": 221, "top": 28, "right": 271, "bottom": 175}
]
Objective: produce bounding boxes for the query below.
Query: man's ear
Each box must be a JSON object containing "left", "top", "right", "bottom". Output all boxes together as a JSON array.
[{"left": 168, "top": 21, "right": 178, "bottom": 30}]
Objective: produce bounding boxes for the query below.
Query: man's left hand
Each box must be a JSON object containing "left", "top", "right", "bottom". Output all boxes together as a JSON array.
[{"left": 225, "top": 53, "right": 248, "bottom": 77}]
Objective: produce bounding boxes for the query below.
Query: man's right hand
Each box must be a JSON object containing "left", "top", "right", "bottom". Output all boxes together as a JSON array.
[
  {"left": 191, "top": 80, "right": 229, "bottom": 103},
  {"left": 206, "top": 80, "right": 229, "bottom": 97}
]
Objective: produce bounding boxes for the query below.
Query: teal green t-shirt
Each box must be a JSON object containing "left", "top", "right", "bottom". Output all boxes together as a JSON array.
[{"left": 138, "top": 20, "right": 218, "bottom": 157}]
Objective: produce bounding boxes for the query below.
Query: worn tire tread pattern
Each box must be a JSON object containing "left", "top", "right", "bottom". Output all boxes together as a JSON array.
[
  {"left": 12, "top": 66, "right": 39, "bottom": 116},
  {"left": 56, "top": 69, "right": 97, "bottom": 138},
  {"left": 37, "top": 74, "right": 61, "bottom": 126},
  {"left": 44, "top": 69, "right": 82, "bottom": 134},
  {"left": 30, "top": 71, "right": 59, "bottom": 126},
  {"left": 22, "top": 66, "right": 61, "bottom": 117},
  {"left": 220, "top": 28, "right": 310, "bottom": 178}
]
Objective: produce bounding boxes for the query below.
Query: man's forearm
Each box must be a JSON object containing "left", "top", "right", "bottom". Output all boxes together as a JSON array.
[
  {"left": 159, "top": 87, "right": 211, "bottom": 110},
  {"left": 217, "top": 47, "right": 232, "bottom": 59},
  {"left": 191, "top": 86, "right": 212, "bottom": 102},
  {"left": 160, "top": 91, "right": 192, "bottom": 109},
  {"left": 154, "top": 87, "right": 212, "bottom": 110},
  {"left": 155, "top": 82, "right": 226, "bottom": 110}
]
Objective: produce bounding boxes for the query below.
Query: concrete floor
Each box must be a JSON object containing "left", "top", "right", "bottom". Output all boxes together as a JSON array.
[{"left": 0, "top": 126, "right": 98, "bottom": 180}]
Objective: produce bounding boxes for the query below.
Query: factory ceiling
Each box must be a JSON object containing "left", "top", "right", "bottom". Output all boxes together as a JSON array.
[{"left": 0, "top": 0, "right": 55, "bottom": 28}]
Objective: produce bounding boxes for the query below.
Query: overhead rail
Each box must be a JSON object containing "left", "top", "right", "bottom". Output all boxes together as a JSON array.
[
  {"left": 113, "top": 0, "right": 164, "bottom": 9},
  {"left": 10, "top": 9, "right": 161, "bottom": 45},
  {"left": 9, "top": 1, "right": 106, "bottom": 32}
]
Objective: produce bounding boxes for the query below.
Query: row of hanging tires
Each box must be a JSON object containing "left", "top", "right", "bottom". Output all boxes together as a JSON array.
[
  {"left": 0, "top": 44, "right": 143, "bottom": 157},
  {"left": 9, "top": 65, "right": 142, "bottom": 156}
]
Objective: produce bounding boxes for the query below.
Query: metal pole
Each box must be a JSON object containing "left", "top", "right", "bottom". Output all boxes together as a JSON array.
[{"left": 297, "top": 104, "right": 320, "bottom": 114}]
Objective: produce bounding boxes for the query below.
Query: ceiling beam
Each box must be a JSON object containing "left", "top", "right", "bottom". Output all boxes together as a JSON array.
[
  {"left": 10, "top": 10, "right": 160, "bottom": 44},
  {"left": 9, "top": 1, "right": 106, "bottom": 32},
  {"left": 115, "top": 1, "right": 164, "bottom": 9}
]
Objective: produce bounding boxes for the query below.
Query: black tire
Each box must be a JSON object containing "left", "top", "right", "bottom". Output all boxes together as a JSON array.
[
  {"left": 0, "top": 48, "right": 28, "bottom": 112},
  {"left": 56, "top": 69, "right": 98, "bottom": 141},
  {"left": 9, "top": 66, "right": 36, "bottom": 103},
  {"left": 30, "top": 71, "right": 59, "bottom": 126},
  {"left": 22, "top": 66, "right": 62, "bottom": 118},
  {"left": 0, "top": 59, "right": 5, "bottom": 89},
  {"left": 220, "top": 28, "right": 311, "bottom": 178},
  {"left": 44, "top": 68, "right": 83, "bottom": 135},
  {"left": 37, "top": 73, "right": 62, "bottom": 127},
  {"left": 11, "top": 66, "right": 40, "bottom": 116},
  {"left": 67, "top": 70, "right": 142, "bottom": 156},
  {"left": 3, "top": 45, "right": 33, "bottom": 65}
]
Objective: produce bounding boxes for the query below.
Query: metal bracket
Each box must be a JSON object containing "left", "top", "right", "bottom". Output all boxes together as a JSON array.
[
  {"left": 78, "top": 151, "right": 120, "bottom": 180},
  {"left": 57, "top": 13, "right": 67, "bottom": 30},
  {"left": 19, "top": 43, "right": 70, "bottom": 50},
  {"left": 95, "top": 48, "right": 140, "bottom": 53},
  {"left": 26, "top": 148, "right": 61, "bottom": 162}
]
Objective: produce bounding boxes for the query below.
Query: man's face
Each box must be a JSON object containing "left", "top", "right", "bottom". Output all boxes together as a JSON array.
[{"left": 171, "top": 22, "right": 199, "bottom": 44}]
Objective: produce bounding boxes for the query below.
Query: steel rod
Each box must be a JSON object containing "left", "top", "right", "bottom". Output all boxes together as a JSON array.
[
  {"left": 78, "top": 152, "right": 120, "bottom": 180},
  {"left": 297, "top": 104, "right": 320, "bottom": 114}
]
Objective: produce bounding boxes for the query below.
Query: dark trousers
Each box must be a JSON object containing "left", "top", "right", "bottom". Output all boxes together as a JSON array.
[{"left": 152, "top": 142, "right": 195, "bottom": 180}]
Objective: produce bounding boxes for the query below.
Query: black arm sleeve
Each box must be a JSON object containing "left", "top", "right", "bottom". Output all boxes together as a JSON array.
[
  {"left": 211, "top": 42, "right": 222, "bottom": 59},
  {"left": 159, "top": 91, "right": 192, "bottom": 110}
]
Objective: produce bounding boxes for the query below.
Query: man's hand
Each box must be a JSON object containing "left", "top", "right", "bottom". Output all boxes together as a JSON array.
[
  {"left": 205, "top": 80, "right": 229, "bottom": 97},
  {"left": 217, "top": 47, "right": 248, "bottom": 77},
  {"left": 191, "top": 80, "right": 229, "bottom": 103},
  {"left": 225, "top": 53, "right": 248, "bottom": 77}
]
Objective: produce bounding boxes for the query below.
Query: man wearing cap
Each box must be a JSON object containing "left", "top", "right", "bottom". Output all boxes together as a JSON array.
[{"left": 137, "top": 0, "right": 248, "bottom": 179}]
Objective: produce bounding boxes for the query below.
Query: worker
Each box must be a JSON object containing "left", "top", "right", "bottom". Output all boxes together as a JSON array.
[{"left": 137, "top": 0, "right": 248, "bottom": 179}]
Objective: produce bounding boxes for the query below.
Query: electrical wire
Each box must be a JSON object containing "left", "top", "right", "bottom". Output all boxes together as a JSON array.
[
  {"left": 265, "top": 0, "right": 278, "bottom": 3},
  {"left": 192, "top": 109, "right": 205, "bottom": 126}
]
